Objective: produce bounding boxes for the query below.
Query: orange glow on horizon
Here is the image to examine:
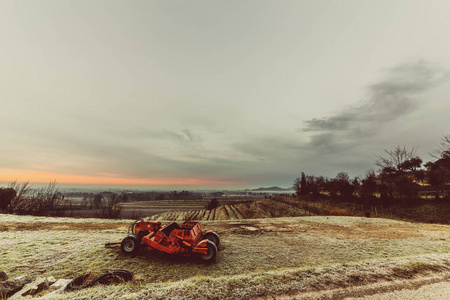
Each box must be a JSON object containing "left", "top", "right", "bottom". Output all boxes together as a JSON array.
[{"left": 0, "top": 169, "right": 246, "bottom": 187}]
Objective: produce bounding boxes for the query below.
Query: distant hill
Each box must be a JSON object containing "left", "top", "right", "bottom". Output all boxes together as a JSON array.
[{"left": 251, "top": 186, "right": 293, "bottom": 192}]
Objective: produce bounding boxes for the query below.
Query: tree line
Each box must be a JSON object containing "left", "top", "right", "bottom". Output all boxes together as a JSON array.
[
  {"left": 293, "top": 135, "right": 450, "bottom": 206},
  {"left": 0, "top": 184, "right": 209, "bottom": 219},
  {"left": 0, "top": 182, "right": 125, "bottom": 218}
]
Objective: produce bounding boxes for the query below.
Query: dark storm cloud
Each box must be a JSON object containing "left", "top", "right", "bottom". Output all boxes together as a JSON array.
[
  {"left": 304, "top": 61, "right": 449, "bottom": 133},
  {"left": 302, "top": 61, "right": 449, "bottom": 153}
]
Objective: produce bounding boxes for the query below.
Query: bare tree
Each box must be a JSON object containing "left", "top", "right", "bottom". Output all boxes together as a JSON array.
[
  {"left": 8, "top": 181, "right": 68, "bottom": 216},
  {"left": 427, "top": 135, "right": 450, "bottom": 199},
  {"left": 335, "top": 172, "right": 354, "bottom": 200},
  {"left": 93, "top": 194, "right": 103, "bottom": 209},
  {"left": 376, "top": 146, "right": 422, "bottom": 172},
  {"left": 306, "top": 175, "right": 325, "bottom": 197},
  {"left": 0, "top": 187, "right": 16, "bottom": 212},
  {"left": 360, "top": 169, "right": 379, "bottom": 205},
  {"left": 293, "top": 177, "right": 301, "bottom": 197},
  {"left": 7, "top": 181, "right": 31, "bottom": 213},
  {"left": 431, "top": 134, "right": 450, "bottom": 159},
  {"left": 81, "top": 194, "right": 88, "bottom": 209},
  {"left": 98, "top": 194, "right": 122, "bottom": 219},
  {"left": 300, "top": 172, "right": 308, "bottom": 195},
  {"left": 205, "top": 198, "right": 219, "bottom": 210},
  {"left": 376, "top": 146, "right": 422, "bottom": 203}
]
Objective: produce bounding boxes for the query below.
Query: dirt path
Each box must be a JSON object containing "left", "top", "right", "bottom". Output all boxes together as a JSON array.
[
  {"left": 353, "top": 280, "right": 450, "bottom": 300},
  {"left": 275, "top": 275, "right": 450, "bottom": 299}
]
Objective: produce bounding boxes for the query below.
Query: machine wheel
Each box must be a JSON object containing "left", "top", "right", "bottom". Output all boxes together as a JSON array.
[
  {"left": 199, "top": 240, "right": 217, "bottom": 262},
  {"left": 203, "top": 232, "right": 220, "bottom": 248},
  {"left": 121, "top": 235, "right": 139, "bottom": 255}
]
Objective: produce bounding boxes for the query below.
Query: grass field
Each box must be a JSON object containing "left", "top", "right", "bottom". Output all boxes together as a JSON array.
[{"left": 1, "top": 213, "right": 449, "bottom": 299}]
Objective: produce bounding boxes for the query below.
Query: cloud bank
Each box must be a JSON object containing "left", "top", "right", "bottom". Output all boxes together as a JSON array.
[{"left": 302, "top": 61, "right": 449, "bottom": 154}]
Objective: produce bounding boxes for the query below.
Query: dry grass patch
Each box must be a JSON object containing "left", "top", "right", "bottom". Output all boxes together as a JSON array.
[{"left": 38, "top": 253, "right": 450, "bottom": 299}]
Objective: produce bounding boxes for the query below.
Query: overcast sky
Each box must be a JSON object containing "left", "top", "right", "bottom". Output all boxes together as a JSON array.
[{"left": 1, "top": 1, "right": 450, "bottom": 189}]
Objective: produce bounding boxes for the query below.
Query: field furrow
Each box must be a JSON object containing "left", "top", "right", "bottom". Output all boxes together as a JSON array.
[
  {"left": 229, "top": 204, "right": 244, "bottom": 219},
  {"left": 224, "top": 205, "right": 236, "bottom": 219}
]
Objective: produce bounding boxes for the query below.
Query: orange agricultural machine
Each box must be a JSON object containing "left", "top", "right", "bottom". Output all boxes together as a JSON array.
[{"left": 117, "top": 220, "right": 220, "bottom": 262}]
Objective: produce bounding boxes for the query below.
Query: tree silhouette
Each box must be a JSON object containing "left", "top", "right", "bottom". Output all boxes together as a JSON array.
[
  {"left": 427, "top": 135, "right": 450, "bottom": 199},
  {"left": 0, "top": 188, "right": 16, "bottom": 212},
  {"left": 376, "top": 146, "right": 422, "bottom": 204},
  {"left": 300, "top": 172, "right": 308, "bottom": 195}
]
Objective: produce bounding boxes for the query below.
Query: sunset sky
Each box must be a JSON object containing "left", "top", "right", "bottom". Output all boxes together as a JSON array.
[{"left": 1, "top": 1, "right": 450, "bottom": 189}]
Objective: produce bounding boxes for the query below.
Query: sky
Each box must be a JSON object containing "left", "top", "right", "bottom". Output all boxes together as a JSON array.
[{"left": 1, "top": 0, "right": 450, "bottom": 190}]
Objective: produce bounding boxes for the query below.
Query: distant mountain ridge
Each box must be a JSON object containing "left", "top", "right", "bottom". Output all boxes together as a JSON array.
[{"left": 252, "top": 186, "right": 293, "bottom": 191}]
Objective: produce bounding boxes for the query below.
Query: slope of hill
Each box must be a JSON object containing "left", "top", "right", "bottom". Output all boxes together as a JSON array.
[
  {"left": 149, "top": 197, "right": 316, "bottom": 221},
  {"left": 1, "top": 213, "right": 449, "bottom": 299}
]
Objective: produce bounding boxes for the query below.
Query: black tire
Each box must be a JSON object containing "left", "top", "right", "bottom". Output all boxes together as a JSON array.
[
  {"left": 203, "top": 232, "right": 220, "bottom": 248},
  {"left": 199, "top": 240, "right": 217, "bottom": 262},
  {"left": 65, "top": 274, "right": 90, "bottom": 291},
  {"left": 0, "top": 271, "right": 8, "bottom": 281},
  {"left": 65, "top": 269, "right": 133, "bottom": 291},
  {"left": 92, "top": 269, "right": 133, "bottom": 285},
  {"left": 121, "top": 235, "right": 139, "bottom": 255}
]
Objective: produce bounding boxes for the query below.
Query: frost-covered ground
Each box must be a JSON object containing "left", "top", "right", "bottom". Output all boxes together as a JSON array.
[{"left": 1, "top": 214, "right": 449, "bottom": 299}]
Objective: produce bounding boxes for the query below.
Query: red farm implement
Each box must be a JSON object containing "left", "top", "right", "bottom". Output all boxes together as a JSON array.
[{"left": 112, "top": 220, "right": 220, "bottom": 263}]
